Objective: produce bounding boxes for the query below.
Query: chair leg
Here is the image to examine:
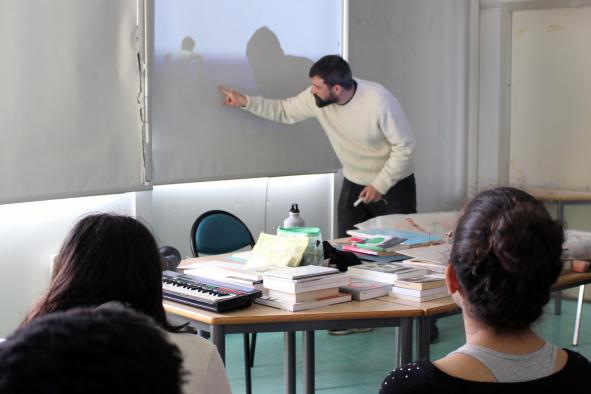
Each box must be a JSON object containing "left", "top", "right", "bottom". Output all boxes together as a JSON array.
[
  {"left": 243, "top": 334, "right": 252, "bottom": 394},
  {"left": 249, "top": 333, "right": 257, "bottom": 367},
  {"left": 573, "top": 285, "right": 585, "bottom": 346}
]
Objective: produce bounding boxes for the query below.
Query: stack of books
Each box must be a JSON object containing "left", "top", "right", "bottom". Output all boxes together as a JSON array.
[
  {"left": 346, "top": 262, "right": 427, "bottom": 284},
  {"left": 256, "top": 265, "right": 351, "bottom": 311},
  {"left": 390, "top": 273, "right": 449, "bottom": 302},
  {"left": 183, "top": 260, "right": 267, "bottom": 292},
  {"left": 342, "top": 234, "right": 406, "bottom": 256},
  {"left": 342, "top": 228, "right": 443, "bottom": 259},
  {"left": 339, "top": 277, "right": 392, "bottom": 301}
]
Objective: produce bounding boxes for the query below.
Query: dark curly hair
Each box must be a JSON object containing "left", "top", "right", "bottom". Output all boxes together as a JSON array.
[
  {"left": 450, "top": 187, "right": 564, "bottom": 333},
  {"left": 0, "top": 306, "right": 184, "bottom": 394}
]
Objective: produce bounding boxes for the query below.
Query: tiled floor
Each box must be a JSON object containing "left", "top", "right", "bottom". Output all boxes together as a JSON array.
[{"left": 222, "top": 298, "right": 591, "bottom": 393}]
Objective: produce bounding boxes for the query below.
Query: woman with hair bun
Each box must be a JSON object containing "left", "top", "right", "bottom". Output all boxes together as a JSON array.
[{"left": 380, "top": 187, "right": 591, "bottom": 393}]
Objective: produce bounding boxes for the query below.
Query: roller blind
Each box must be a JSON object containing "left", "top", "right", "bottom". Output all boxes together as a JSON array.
[
  {"left": 0, "top": 0, "right": 146, "bottom": 204},
  {"left": 150, "top": 0, "right": 342, "bottom": 184}
]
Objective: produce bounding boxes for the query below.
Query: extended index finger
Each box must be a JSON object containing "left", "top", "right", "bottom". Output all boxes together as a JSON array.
[{"left": 218, "top": 85, "right": 231, "bottom": 96}]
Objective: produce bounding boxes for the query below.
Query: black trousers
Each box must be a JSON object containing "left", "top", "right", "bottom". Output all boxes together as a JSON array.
[{"left": 337, "top": 174, "right": 417, "bottom": 237}]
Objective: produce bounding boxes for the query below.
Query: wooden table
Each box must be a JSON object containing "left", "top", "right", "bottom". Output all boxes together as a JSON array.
[
  {"left": 169, "top": 251, "right": 591, "bottom": 391},
  {"left": 164, "top": 297, "right": 423, "bottom": 394}
]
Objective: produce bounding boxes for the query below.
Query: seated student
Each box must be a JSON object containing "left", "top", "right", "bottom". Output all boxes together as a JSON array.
[
  {"left": 22, "top": 213, "right": 232, "bottom": 394},
  {"left": 380, "top": 187, "right": 591, "bottom": 393},
  {"left": 0, "top": 306, "right": 184, "bottom": 394}
]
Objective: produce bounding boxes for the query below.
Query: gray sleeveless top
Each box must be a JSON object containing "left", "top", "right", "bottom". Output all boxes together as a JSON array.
[{"left": 451, "top": 342, "right": 559, "bottom": 382}]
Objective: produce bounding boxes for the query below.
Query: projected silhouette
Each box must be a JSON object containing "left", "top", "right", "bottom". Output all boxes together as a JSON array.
[{"left": 246, "top": 26, "right": 312, "bottom": 98}]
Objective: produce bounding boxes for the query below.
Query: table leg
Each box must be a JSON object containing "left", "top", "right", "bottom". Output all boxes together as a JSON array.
[
  {"left": 243, "top": 334, "right": 252, "bottom": 394},
  {"left": 284, "top": 332, "right": 296, "bottom": 394},
  {"left": 303, "top": 331, "right": 315, "bottom": 394},
  {"left": 398, "top": 318, "right": 413, "bottom": 365},
  {"left": 416, "top": 316, "right": 430, "bottom": 360},
  {"left": 210, "top": 325, "right": 226, "bottom": 364}
]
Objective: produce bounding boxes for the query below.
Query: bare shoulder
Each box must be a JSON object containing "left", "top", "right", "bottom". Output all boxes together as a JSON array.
[
  {"left": 433, "top": 353, "right": 496, "bottom": 382},
  {"left": 555, "top": 348, "right": 568, "bottom": 372}
]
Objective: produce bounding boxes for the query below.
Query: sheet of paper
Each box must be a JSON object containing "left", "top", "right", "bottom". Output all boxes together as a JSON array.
[
  {"left": 245, "top": 233, "right": 308, "bottom": 268},
  {"left": 180, "top": 259, "right": 244, "bottom": 271},
  {"left": 230, "top": 251, "right": 252, "bottom": 262}
]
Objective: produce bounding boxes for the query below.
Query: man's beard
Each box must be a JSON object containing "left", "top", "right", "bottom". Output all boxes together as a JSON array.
[{"left": 313, "top": 94, "right": 338, "bottom": 108}]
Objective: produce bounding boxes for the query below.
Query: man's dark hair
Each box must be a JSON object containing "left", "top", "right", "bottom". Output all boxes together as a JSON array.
[
  {"left": 23, "top": 213, "right": 174, "bottom": 331},
  {"left": 0, "top": 306, "right": 185, "bottom": 394},
  {"left": 450, "top": 187, "right": 564, "bottom": 333},
  {"left": 309, "top": 55, "right": 355, "bottom": 89}
]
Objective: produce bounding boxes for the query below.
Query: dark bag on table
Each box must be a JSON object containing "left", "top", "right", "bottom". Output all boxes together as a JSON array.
[{"left": 322, "top": 241, "right": 362, "bottom": 272}]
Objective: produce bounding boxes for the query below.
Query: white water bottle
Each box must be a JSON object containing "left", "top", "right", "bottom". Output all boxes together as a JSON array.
[{"left": 283, "top": 203, "right": 305, "bottom": 228}]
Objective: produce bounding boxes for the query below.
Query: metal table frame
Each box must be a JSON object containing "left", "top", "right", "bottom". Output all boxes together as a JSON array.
[{"left": 177, "top": 313, "right": 414, "bottom": 394}]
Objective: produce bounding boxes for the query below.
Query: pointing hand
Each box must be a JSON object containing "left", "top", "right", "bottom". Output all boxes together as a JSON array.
[{"left": 218, "top": 86, "right": 247, "bottom": 107}]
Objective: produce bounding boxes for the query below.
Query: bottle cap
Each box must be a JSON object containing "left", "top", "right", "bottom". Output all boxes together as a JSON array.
[{"left": 290, "top": 203, "right": 300, "bottom": 213}]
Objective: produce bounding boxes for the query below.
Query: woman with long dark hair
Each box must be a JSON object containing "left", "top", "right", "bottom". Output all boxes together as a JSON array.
[{"left": 24, "top": 213, "right": 231, "bottom": 394}]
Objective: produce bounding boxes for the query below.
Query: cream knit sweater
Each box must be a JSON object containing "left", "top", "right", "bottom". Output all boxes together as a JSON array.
[{"left": 243, "top": 79, "right": 415, "bottom": 194}]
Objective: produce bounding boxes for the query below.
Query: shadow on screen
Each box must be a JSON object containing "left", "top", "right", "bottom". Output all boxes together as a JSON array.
[{"left": 246, "top": 26, "right": 313, "bottom": 99}]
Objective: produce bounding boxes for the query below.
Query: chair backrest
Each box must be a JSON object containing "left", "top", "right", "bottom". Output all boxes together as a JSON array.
[{"left": 190, "top": 210, "right": 255, "bottom": 257}]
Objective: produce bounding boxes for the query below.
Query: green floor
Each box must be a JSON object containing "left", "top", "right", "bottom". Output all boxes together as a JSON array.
[{"left": 222, "top": 298, "right": 591, "bottom": 394}]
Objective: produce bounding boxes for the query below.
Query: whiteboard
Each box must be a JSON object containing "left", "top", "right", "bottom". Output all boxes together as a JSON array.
[
  {"left": 150, "top": 0, "right": 342, "bottom": 184},
  {"left": 509, "top": 7, "right": 591, "bottom": 191},
  {"left": 0, "top": 0, "right": 145, "bottom": 204}
]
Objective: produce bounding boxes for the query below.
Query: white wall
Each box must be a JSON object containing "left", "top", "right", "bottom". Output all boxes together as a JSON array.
[
  {"left": 348, "top": 0, "right": 470, "bottom": 212},
  {"left": 478, "top": 2, "right": 505, "bottom": 187},
  {"left": 148, "top": 174, "right": 334, "bottom": 259}
]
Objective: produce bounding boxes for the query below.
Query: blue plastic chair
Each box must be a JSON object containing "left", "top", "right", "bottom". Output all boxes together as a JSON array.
[
  {"left": 190, "top": 210, "right": 257, "bottom": 394},
  {"left": 190, "top": 210, "right": 255, "bottom": 257}
]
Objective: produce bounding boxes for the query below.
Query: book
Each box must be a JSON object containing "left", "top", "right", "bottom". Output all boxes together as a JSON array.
[
  {"left": 346, "top": 228, "right": 443, "bottom": 248},
  {"left": 388, "top": 291, "right": 450, "bottom": 302},
  {"left": 263, "top": 265, "right": 339, "bottom": 280},
  {"left": 393, "top": 274, "right": 446, "bottom": 290},
  {"left": 353, "top": 235, "right": 406, "bottom": 250},
  {"left": 351, "top": 243, "right": 402, "bottom": 253},
  {"left": 346, "top": 262, "right": 427, "bottom": 284},
  {"left": 336, "top": 245, "right": 409, "bottom": 263},
  {"left": 267, "top": 287, "right": 339, "bottom": 303},
  {"left": 400, "top": 259, "right": 446, "bottom": 274},
  {"left": 342, "top": 244, "right": 401, "bottom": 256},
  {"left": 262, "top": 272, "right": 349, "bottom": 293},
  {"left": 390, "top": 285, "right": 449, "bottom": 298},
  {"left": 255, "top": 292, "right": 352, "bottom": 312},
  {"left": 339, "top": 277, "right": 391, "bottom": 301},
  {"left": 183, "top": 260, "right": 267, "bottom": 283}
]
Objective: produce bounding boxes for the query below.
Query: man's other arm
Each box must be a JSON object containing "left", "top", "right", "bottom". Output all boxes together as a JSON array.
[{"left": 371, "top": 97, "right": 415, "bottom": 195}]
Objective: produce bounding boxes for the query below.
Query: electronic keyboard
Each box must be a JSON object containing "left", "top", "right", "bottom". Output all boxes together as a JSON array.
[{"left": 162, "top": 270, "right": 262, "bottom": 312}]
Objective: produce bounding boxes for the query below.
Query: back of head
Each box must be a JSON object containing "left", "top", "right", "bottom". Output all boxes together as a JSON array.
[
  {"left": 450, "top": 187, "right": 564, "bottom": 333},
  {"left": 25, "top": 213, "right": 167, "bottom": 328},
  {"left": 0, "top": 306, "right": 184, "bottom": 394},
  {"left": 309, "top": 54, "right": 355, "bottom": 89}
]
